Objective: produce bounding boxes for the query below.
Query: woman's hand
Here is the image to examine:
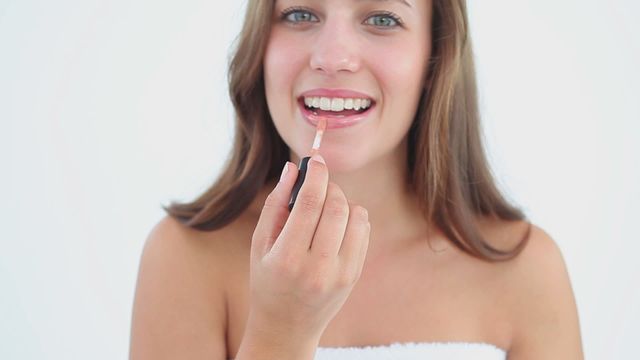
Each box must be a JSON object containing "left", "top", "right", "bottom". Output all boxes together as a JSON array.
[{"left": 247, "top": 154, "right": 371, "bottom": 343}]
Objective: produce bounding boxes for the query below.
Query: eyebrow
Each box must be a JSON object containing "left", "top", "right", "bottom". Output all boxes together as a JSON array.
[{"left": 359, "top": 0, "right": 413, "bottom": 8}]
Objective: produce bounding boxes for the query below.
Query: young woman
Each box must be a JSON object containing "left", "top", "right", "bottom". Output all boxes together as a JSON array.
[{"left": 130, "top": 0, "right": 584, "bottom": 359}]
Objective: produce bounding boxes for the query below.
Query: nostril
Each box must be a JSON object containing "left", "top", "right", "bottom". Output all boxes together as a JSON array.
[{"left": 310, "top": 51, "right": 361, "bottom": 74}]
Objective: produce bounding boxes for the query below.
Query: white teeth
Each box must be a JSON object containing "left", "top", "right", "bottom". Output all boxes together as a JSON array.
[
  {"left": 330, "top": 98, "right": 344, "bottom": 111},
  {"left": 320, "top": 97, "right": 331, "bottom": 110},
  {"left": 303, "top": 96, "right": 372, "bottom": 112},
  {"left": 344, "top": 98, "right": 354, "bottom": 110}
]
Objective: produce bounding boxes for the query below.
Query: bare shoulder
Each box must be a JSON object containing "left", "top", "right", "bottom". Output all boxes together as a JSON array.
[
  {"left": 502, "top": 223, "right": 584, "bottom": 359},
  {"left": 130, "top": 215, "right": 234, "bottom": 360}
]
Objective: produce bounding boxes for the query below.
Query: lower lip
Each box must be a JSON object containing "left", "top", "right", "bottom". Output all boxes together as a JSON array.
[{"left": 298, "top": 100, "right": 375, "bottom": 129}]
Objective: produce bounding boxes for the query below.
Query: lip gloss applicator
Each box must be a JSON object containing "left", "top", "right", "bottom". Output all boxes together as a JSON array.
[{"left": 288, "top": 118, "right": 327, "bottom": 211}]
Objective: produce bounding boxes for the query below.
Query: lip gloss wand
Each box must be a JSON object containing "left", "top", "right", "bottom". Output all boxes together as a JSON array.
[{"left": 288, "top": 118, "right": 327, "bottom": 211}]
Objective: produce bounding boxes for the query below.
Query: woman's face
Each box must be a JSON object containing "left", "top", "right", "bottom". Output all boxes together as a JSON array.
[{"left": 264, "top": 0, "right": 432, "bottom": 171}]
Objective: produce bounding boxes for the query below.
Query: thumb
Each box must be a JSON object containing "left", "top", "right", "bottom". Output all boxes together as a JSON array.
[{"left": 251, "top": 161, "right": 298, "bottom": 259}]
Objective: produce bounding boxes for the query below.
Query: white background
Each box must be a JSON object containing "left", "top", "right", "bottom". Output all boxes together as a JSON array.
[{"left": 1, "top": 0, "right": 638, "bottom": 358}]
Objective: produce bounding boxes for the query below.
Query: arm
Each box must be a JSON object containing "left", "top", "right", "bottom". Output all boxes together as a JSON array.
[{"left": 507, "top": 225, "right": 584, "bottom": 359}]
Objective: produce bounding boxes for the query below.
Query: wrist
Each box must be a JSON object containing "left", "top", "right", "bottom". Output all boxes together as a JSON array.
[{"left": 236, "top": 324, "right": 319, "bottom": 360}]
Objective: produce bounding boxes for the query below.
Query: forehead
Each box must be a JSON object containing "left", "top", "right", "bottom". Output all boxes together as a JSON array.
[
  {"left": 274, "top": 0, "right": 419, "bottom": 8},
  {"left": 356, "top": 0, "right": 413, "bottom": 7}
]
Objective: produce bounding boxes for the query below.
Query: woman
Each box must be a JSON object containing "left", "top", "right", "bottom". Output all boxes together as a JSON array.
[{"left": 130, "top": 0, "right": 584, "bottom": 359}]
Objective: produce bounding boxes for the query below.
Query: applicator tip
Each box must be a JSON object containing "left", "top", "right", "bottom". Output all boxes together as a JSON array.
[{"left": 310, "top": 118, "right": 327, "bottom": 156}]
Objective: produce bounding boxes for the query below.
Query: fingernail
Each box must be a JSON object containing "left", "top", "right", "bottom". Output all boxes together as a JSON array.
[
  {"left": 311, "top": 154, "right": 325, "bottom": 164},
  {"left": 279, "top": 162, "right": 289, "bottom": 182}
]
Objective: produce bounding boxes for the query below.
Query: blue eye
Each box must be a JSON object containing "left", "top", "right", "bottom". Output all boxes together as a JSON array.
[
  {"left": 364, "top": 12, "right": 402, "bottom": 28},
  {"left": 281, "top": 8, "right": 319, "bottom": 23}
]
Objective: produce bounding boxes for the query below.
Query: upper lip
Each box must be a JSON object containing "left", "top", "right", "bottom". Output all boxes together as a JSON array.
[{"left": 299, "top": 88, "right": 375, "bottom": 101}]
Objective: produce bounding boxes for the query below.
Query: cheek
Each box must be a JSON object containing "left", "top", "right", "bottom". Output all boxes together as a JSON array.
[
  {"left": 367, "top": 36, "right": 429, "bottom": 144},
  {"left": 264, "top": 32, "right": 306, "bottom": 102},
  {"left": 263, "top": 31, "right": 312, "bottom": 156},
  {"left": 372, "top": 39, "right": 428, "bottom": 97}
]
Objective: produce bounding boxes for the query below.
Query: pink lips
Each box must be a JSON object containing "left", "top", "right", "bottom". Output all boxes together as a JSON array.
[
  {"left": 300, "top": 88, "right": 374, "bottom": 99},
  {"left": 298, "top": 88, "right": 376, "bottom": 129}
]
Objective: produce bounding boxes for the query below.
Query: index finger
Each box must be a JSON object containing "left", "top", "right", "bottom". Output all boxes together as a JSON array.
[
  {"left": 252, "top": 162, "right": 298, "bottom": 258},
  {"left": 272, "top": 154, "right": 329, "bottom": 256}
]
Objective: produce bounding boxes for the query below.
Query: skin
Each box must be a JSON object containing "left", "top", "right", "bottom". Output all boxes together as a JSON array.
[
  {"left": 264, "top": 0, "right": 433, "bottom": 258},
  {"left": 129, "top": 0, "right": 584, "bottom": 358}
]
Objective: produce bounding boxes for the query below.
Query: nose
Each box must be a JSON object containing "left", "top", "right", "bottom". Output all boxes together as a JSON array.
[{"left": 309, "top": 19, "right": 361, "bottom": 75}]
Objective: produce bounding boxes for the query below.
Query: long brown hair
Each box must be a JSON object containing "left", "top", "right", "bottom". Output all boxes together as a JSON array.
[{"left": 164, "top": 0, "right": 531, "bottom": 262}]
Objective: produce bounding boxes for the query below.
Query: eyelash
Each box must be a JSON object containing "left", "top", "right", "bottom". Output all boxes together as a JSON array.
[{"left": 279, "top": 6, "right": 404, "bottom": 29}]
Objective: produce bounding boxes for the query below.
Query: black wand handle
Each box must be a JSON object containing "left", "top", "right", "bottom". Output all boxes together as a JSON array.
[{"left": 288, "top": 156, "right": 311, "bottom": 212}]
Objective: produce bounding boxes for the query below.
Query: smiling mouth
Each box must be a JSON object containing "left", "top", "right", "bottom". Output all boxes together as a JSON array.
[{"left": 298, "top": 98, "right": 375, "bottom": 117}]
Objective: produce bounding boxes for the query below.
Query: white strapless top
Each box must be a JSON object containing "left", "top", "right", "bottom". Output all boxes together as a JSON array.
[{"left": 314, "top": 341, "right": 507, "bottom": 359}]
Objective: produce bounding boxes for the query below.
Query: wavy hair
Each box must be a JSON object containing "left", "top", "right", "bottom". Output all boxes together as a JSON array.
[{"left": 164, "top": 0, "right": 531, "bottom": 262}]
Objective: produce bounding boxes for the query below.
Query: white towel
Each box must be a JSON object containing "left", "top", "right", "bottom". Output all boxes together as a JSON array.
[{"left": 314, "top": 341, "right": 507, "bottom": 360}]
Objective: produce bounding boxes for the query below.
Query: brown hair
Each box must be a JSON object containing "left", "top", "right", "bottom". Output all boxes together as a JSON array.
[{"left": 164, "top": 0, "right": 531, "bottom": 262}]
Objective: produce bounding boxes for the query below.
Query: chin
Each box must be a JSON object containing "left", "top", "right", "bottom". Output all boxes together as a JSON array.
[{"left": 321, "top": 151, "right": 371, "bottom": 175}]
